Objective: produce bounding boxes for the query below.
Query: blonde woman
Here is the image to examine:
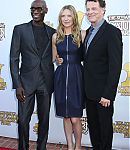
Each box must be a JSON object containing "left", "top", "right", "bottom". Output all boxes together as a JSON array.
[{"left": 52, "top": 5, "right": 85, "bottom": 150}]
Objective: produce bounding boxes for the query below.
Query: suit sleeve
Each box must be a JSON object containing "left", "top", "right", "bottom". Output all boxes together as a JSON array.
[
  {"left": 10, "top": 26, "right": 22, "bottom": 89},
  {"left": 102, "top": 28, "right": 123, "bottom": 101}
]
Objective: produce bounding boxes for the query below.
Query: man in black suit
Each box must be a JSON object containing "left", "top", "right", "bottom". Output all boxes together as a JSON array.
[
  {"left": 84, "top": 0, "right": 123, "bottom": 149},
  {"left": 10, "top": 0, "right": 55, "bottom": 149}
]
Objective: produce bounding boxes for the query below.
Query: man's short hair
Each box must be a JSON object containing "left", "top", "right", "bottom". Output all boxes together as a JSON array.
[
  {"left": 85, "top": 0, "right": 106, "bottom": 8},
  {"left": 31, "top": 0, "right": 47, "bottom": 9}
]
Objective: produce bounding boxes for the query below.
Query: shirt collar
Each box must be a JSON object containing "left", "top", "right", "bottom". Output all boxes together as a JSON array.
[{"left": 92, "top": 18, "right": 105, "bottom": 30}]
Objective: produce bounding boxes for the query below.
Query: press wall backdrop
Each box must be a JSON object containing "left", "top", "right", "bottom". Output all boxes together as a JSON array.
[{"left": 0, "top": 0, "right": 129, "bottom": 149}]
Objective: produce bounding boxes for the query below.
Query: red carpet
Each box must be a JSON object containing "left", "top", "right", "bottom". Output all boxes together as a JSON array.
[{"left": 0, "top": 148, "right": 16, "bottom": 150}]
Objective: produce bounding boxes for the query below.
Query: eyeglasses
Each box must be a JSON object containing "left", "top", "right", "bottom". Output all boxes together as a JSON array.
[{"left": 30, "top": 7, "right": 43, "bottom": 13}]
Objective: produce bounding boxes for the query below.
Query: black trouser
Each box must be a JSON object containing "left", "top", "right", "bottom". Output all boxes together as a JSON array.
[
  {"left": 86, "top": 98, "right": 114, "bottom": 150},
  {"left": 18, "top": 90, "right": 51, "bottom": 150}
]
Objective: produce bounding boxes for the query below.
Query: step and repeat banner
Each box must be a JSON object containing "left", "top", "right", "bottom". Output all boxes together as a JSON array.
[{"left": 0, "top": 0, "right": 129, "bottom": 149}]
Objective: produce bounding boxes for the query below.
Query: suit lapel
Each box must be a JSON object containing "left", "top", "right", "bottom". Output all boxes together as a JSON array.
[
  {"left": 41, "top": 24, "right": 51, "bottom": 57},
  {"left": 26, "top": 21, "right": 39, "bottom": 55}
]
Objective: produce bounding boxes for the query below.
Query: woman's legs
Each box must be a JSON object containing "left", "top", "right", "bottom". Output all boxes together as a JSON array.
[
  {"left": 71, "top": 118, "right": 82, "bottom": 150},
  {"left": 63, "top": 117, "right": 82, "bottom": 150},
  {"left": 63, "top": 118, "right": 74, "bottom": 150}
]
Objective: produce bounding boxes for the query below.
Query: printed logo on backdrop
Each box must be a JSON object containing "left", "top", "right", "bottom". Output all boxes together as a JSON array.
[
  {"left": 118, "top": 62, "right": 130, "bottom": 96},
  {"left": 0, "top": 111, "right": 17, "bottom": 125},
  {"left": 0, "top": 64, "right": 6, "bottom": 90},
  {"left": 113, "top": 121, "right": 130, "bottom": 138},
  {"left": 0, "top": 23, "right": 5, "bottom": 41},
  {"left": 77, "top": 11, "right": 85, "bottom": 26},
  {"left": 80, "top": 117, "right": 89, "bottom": 134},
  {"left": 107, "top": 14, "right": 130, "bottom": 36}
]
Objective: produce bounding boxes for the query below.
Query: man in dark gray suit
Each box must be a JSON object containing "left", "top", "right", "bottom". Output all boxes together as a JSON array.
[
  {"left": 84, "top": 0, "right": 123, "bottom": 149},
  {"left": 10, "top": 0, "right": 55, "bottom": 149}
]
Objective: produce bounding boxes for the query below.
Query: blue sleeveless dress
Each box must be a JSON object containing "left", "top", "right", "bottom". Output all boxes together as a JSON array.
[{"left": 54, "top": 35, "right": 84, "bottom": 117}]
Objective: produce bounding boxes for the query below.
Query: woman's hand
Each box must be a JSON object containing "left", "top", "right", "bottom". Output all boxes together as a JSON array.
[{"left": 56, "top": 55, "right": 63, "bottom": 65}]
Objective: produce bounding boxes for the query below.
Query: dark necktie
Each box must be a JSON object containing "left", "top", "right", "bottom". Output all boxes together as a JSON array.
[{"left": 85, "top": 26, "right": 94, "bottom": 54}]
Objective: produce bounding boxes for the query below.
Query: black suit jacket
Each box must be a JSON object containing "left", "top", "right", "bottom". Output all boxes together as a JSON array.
[
  {"left": 10, "top": 21, "right": 56, "bottom": 94},
  {"left": 83, "top": 20, "right": 123, "bottom": 101}
]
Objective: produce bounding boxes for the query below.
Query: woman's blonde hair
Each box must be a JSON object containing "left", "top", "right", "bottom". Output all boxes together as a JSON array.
[{"left": 56, "top": 5, "right": 81, "bottom": 47}]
